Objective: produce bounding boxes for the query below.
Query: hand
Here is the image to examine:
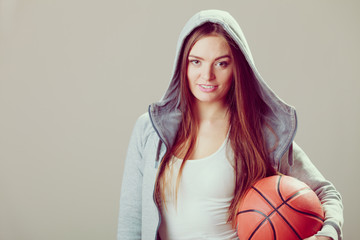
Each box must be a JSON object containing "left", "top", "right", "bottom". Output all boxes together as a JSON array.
[{"left": 303, "top": 236, "right": 332, "bottom": 240}]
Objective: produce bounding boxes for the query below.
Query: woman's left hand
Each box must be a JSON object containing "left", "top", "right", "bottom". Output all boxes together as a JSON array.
[{"left": 303, "top": 236, "right": 332, "bottom": 240}]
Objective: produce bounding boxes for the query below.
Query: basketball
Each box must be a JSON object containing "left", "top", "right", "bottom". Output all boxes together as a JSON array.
[{"left": 236, "top": 175, "right": 324, "bottom": 240}]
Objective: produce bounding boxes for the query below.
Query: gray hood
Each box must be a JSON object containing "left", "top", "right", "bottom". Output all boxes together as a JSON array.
[{"left": 149, "top": 9, "right": 297, "bottom": 167}]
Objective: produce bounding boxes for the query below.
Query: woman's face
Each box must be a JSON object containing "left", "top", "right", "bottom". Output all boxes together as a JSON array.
[{"left": 187, "top": 34, "right": 234, "bottom": 105}]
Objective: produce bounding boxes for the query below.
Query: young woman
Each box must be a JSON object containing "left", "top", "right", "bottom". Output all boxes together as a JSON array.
[{"left": 118, "top": 10, "right": 343, "bottom": 240}]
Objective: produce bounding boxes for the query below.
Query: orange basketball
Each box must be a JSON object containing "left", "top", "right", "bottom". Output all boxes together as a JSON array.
[{"left": 236, "top": 175, "right": 324, "bottom": 240}]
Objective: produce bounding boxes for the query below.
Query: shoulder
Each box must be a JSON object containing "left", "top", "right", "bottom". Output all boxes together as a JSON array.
[
  {"left": 134, "top": 112, "right": 154, "bottom": 134},
  {"left": 131, "top": 112, "right": 157, "bottom": 147}
]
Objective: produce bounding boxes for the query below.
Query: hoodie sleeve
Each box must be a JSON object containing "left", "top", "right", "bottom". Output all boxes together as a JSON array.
[
  {"left": 278, "top": 142, "right": 344, "bottom": 240},
  {"left": 117, "top": 114, "right": 147, "bottom": 240}
]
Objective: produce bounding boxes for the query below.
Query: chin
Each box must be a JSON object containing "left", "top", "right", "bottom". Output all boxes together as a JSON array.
[{"left": 195, "top": 97, "right": 223, "bottom": 104}]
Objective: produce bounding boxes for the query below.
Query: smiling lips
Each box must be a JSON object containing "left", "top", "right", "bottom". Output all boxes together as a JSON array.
[{"left": 198, "top": 84, "right": 218, "bottom": 92}]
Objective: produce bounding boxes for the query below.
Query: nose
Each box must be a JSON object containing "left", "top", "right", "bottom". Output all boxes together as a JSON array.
[{"left": 201, "top": 64, "right": 215, "bottom": 81}]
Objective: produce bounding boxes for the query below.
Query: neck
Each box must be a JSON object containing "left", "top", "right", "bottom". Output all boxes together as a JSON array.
[{"left": 193, "top": 100, "right": 230, "bottom": 123}]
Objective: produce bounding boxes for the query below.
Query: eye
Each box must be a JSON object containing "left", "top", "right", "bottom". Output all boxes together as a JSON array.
[
  {"left": 216, "top": 61, "right": 228, "bottom": 68},
  {"left": 189, "top": 59, "right": 200, "bottom": 65}
]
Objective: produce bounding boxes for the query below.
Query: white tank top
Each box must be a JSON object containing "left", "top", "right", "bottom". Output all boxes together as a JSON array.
[{"left": 159, "top": 138, "right": 239, "bottom": 240}]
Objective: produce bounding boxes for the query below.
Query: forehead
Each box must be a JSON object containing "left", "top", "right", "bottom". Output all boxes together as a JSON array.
[{"left": 189, "top": 34, "right": 231, "bottom": 57}]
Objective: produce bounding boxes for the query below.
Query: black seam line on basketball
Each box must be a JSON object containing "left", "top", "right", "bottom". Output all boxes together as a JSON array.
[
  {"left": 276, "top": 175, "right": 302, "bottom": 239},
  {"left": 266, "top": 195, "right": 324, "bottom": 222},
  {"left": 274, "top": 175, "right": 303, "bottom": 240},
  {"left": 252, "top": 183, "right": 302, "bottom": 239},
  {"left": 237, "top": 209, "right": 263, "bottom": 215},
  {"left": 236, "top": 209, "right": 276, "bottom": 240},
  {"left": 277, "top": 178, "right": 325, "bottom": 222},
  {"left": 240, "top": 209, "right": 276, "bottom": 240},
  {"left": 238, "top": 209, "right": 277, "bottom": 221},
  {"left": 283, "top": 200, "right": 325, "bottom": 222}
]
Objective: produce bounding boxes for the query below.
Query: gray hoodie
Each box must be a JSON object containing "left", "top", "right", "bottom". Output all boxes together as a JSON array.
[{"left": 117, "top": 9, "right": 343, "bottom": 240}]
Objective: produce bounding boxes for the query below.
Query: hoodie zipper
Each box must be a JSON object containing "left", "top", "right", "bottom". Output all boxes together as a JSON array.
[
  {"left": 148, "top": 104, "right": 168, "bottom": 240},
  {"left": 278, "top": 110, "right": 298, "bottom": 168}
]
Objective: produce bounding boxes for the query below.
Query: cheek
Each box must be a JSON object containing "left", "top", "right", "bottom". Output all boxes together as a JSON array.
[
  {"left": 219, "top": 73, "right": 234, "bottom": 97},
  {"left": 226, "top": 74, "right": 233, "bottom": 86},
  {"left": 220, "top": 71, "right": 233, "bottom": 86},
  {"left": 187, "top": 67, "right": 198, "bottom": 84},
  {"left": 186, "top": 68, "right": 196, "bottom": 96}
]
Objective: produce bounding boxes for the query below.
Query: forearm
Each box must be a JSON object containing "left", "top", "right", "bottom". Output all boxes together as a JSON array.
[{"left": 278, "top": 142, "right": 343, "bottom": 240}]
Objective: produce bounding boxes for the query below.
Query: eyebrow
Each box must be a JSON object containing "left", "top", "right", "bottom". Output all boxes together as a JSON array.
[{"left": 188, "top": 54, "right": 231, "bottom": 61}]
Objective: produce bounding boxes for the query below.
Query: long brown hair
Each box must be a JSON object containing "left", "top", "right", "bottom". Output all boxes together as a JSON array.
[{"left": 154, "top": 22, "right": 277, "bottom": 227}]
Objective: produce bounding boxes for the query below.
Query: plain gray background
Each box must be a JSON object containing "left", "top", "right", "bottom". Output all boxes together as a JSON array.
[{"left": 0, "top": 0, "right": 358, "bottom": 239}]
